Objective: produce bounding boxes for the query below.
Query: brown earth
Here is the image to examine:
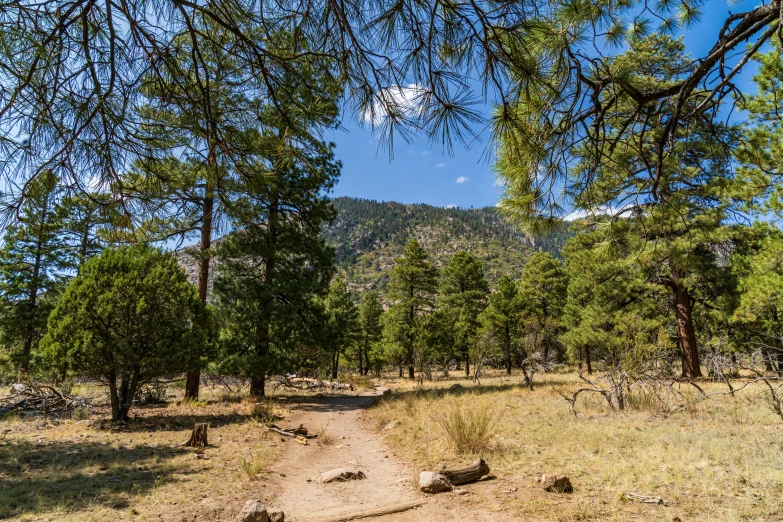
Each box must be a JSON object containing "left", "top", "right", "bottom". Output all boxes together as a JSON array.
[{"left": 266, "top": 388, "right": 514, "bottom": 522}]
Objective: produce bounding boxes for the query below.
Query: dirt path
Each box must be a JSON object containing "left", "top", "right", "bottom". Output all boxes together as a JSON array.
[{"left": 267, "top": 389, "right": 512, "bottom": 522}]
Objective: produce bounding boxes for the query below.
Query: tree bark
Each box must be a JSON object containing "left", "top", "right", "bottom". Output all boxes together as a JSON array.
[
  {"left": 465, "top": 358, "right": 470, "bottom": 378},
  {"left": 441, "top": 458, "right": 490, "bottom": 485},
  {"left": 185, "top": 146, "right": 216, "bottom": 400},
  {"left": 250, "top": 374, "right": 266, "bottom": 397},
  {"left": 585, "top": 346, "right": 593, "bottom": 375},
  {"left": 398, "top": 364, "right": 403, "bottom": 378},
  {"left": 186, "top": 423, "right": 209, "bottom": 448},
  {"left": 671, "top": 275, "right": 702, "bottom": 378},
  {"left": 408, "top": 364, "right": 414, "bottom": 379}
]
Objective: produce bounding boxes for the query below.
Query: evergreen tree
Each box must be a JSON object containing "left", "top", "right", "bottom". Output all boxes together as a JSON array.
[
  {"left": 384, "top": 239, "right": 438, "bottom": 379},
  {"left": 214, "top": 138, "right": 338, "bottom": 396},
  {"left": 41, "top": 245, "right": 213, "bottom": 421},
  {"left": 357, "top": 292, "right": 384, "bottom": 376},
  {"left": 439, "top": 251, "right": 489, "bottom": 376},
  {"left": 0, "top": 172, "right": 73, "bottom": 379},
  {"left": 517, "top": 251, "right": 568, "bottom": 363},
  {"left": 478, "top": 276, "right": 523, "bottom": 375},
  {"left": 320, "top": 278, "right": 360, "bottom": 379}
]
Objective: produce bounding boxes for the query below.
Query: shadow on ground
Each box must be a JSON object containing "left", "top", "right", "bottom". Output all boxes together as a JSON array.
[{"left": 0, "top": 439, "right": 186, "bottom": 518}]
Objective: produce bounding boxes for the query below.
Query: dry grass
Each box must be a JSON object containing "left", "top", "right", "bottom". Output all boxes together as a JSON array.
[
  {"left": 370, "top": 369, "right": 783, "bottom": 521},
  {"left": 0, "top": 385, "right": 286, "bottom": 521}
]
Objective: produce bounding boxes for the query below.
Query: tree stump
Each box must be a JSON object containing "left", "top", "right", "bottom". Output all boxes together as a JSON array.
[
  {"left": 441, "top": 458, "right": 490, "bottom": 485},
  {"left": 186, "top": 423, "right": 209, "bottom": 448}
]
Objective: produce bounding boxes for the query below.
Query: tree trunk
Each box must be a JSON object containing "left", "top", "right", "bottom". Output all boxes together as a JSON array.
[
  {"left": 585, "top": 346, "right": 593, "bottom": 374},
  {"left": 408, "top": 364, "right": 414, "bottom": 379},
  {"left": 185, "top": 147, "right": 216, "bottom": 400},
  {"left": 398, "top": 364, "right": 403, "bottom": 378},
  {"left": 357, "top": 345, "right": 364, "bottom": 376},
  {"left": 465, "top": 358, "right": 470, "bottom": 378},
  {"left": 506, "top": 355, "right": 512, "bottom": 375},
  {"left": 671, "top": 276, "right": 702, "bottom": 379},
  {"left": 186, "top": 423, "right": 209, "bottom": 448},
  {"left": 108, "top": 372, "right": 120, "bottom": 422},
  {"left": 250, "top": 374, "right": 266, "bottom": 397},
  {"left": 332, "top": 351, "right": 340, "bottom": 379}
]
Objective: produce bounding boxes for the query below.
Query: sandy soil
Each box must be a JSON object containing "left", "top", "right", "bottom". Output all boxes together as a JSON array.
[{"left": 266, "top": 388, "right": 514, "bottom": 522}]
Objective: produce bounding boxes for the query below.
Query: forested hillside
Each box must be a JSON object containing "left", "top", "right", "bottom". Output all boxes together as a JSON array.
[{"left": 321, "top": 197, "right": 571, "bottom": 293}]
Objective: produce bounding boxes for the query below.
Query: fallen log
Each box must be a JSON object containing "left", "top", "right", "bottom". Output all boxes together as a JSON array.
[
  {"left": 316, "top": 500, "right": 426, "bottom": 522},
  {"left": 441, "top": 458, "right": 490, "bottom": 486},
  {"left": 267, "top": 424, "right": 318, "bottom": 439},
  {"left": 623, "top": 492, "right": 666, "bottom": 505}
]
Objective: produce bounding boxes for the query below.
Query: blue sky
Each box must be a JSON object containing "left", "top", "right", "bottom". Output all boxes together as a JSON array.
[{"left": 326, "top": 0, "right": 764, "bottom": 211}]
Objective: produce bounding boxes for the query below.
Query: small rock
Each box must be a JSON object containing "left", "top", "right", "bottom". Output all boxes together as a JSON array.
[
  {"left": 449, "top": 383, "right": 464, "bottom": 391},
  {"left": 541, "top": 474, "right": 573, "bottom": 493},
  {"left": 453, "top": 489, "right": 469, "bottom": 495},
  {"left": 383, "top": 420, "right": 399, "bottom": 431},
  {"left": 238, "top": 500, "right": 268, "bottom": 522},
  {"left": 318, "top": 467, "right": 366, "bottom": 483},
  {"left": 267, "top": 508, "right": 285, "bottom": 522},
  {"left": 382, "top": 389, "right": 392, "bottom": 396},
  {"left": 419, "top": 471, "right": 453, "bottom": 493}
]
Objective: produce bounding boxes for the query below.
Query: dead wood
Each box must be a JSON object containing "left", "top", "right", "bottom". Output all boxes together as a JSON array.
[
  {"left": 186, "top": 423, "right": 208, "bottom": 448},
  {"left": 316, "top": 500, "right": 426, "bottom": 522},
  {"left": 267, "top": 424, "right": 318, "bottom": 439},
  {"left": 0, "top": 383, "right": 91, "bottom": 418},
  {"left": 623, "top": 492, "right": 666, "bottom": 505},
  {"left": 273, "top": 375, "right": 354, "bottom": 392},
  {"left": 441, "top": 458, "right": 490, "bottom": 485}
]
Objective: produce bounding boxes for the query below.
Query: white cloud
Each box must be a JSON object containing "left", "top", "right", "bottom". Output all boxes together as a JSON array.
[
  {"left": 456, "top": 176, "right": 469, "bottom": 184},
  {"left": 361, "top": 84, "right": 425, "bottom": 126},
  {"left": 435, "top": 162, "right": 446, "bottom": 168},
  {"left": 445, "top": 204, "right": 458, "bottom": 209},
  {"left": 421, "top": 150, "right": 429, "bottom": 156}
]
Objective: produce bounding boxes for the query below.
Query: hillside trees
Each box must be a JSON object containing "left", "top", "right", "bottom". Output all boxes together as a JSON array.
[
  {"left": 40, "top": 245, "right": 213, "bottom": 421},
  {"left": 0, "top": 172, "right": 73, "bottom": 379},
  {"left": 383, "top": 239, "right": 438, "bottom": 379},
  {"left": 439, "top": 252, "right": 489, "bottom": 376}
]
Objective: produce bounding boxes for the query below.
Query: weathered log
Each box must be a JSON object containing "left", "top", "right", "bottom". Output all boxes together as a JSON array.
[
  {"left": 441, "top": 458, "right": 490, "bottom": 485},
  {"left": 186, "top": 423, "right": 208, "bottom": 448},
  {"left": 316, "top": 500, "right": 426, "bottom": 522},
  {"left": 267, "top": 425, "right": 317, "bottom": 439},
  {"left": 623, "top": 492, "right": 665, "bottom": 505}
]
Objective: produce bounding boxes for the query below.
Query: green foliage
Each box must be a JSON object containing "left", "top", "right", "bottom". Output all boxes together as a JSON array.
[
  {"left": 40, "top": 245, "right": 214, "bottom": 421},
  {"left": 0, "top": 172, "right": 73, "bottom": 378},
  {"left": 438, "top": 252, "right": 489, "bottom": 370},
  {"left": 319, "top": 278, "right": 360, "bottom": 378},
  {"left": 357, "top": 292, "right": 384, "bottom": 375},
  {"left": 213, "top": 137, "right": 338, "bottom": 392},
  {"left": 479, "top": 276, "right": 523, "bottom": 374},
  {"left": 383, "top": 239, "right": 438, "bottom": 378}
]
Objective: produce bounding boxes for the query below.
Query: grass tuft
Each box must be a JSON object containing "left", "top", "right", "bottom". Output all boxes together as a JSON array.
[{"left": 437, "top": 398, "right": 494, "bottom": 455}]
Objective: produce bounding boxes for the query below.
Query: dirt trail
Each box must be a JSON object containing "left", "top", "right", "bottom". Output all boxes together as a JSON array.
[{"left": 267, "top": 388, "right": 512, "bottom": 522}]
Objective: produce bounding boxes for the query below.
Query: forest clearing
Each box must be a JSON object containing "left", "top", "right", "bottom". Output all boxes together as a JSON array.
[{"left": 2, "top": 369, "right": 782, "bottom": 522}]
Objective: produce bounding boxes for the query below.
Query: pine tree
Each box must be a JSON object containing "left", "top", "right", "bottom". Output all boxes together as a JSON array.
[
  {"left": 320, "top": 278, "right": 360, "bottom": 379},
  {"left": 0, "top": 172, "right": 73, "bottom": 379},
  {"left": 214, "top": 138, "right": 339, "bottom": 397},
  {"left": 478, "top": 276, "right": 523, "bottom": 375},
  {"left": 384, "top": 239, "right": 438, "bottom": 379},
  {"left": 357, "top": 292, "right": 384, "bottom": 376},
  {"left": 439, "top": 251, "right": 489, "bottom": 376}
]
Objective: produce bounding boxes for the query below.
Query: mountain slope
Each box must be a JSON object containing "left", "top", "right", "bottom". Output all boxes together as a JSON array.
[{"left": 322, "top": 197, "right": 571, "bottom": 293}]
